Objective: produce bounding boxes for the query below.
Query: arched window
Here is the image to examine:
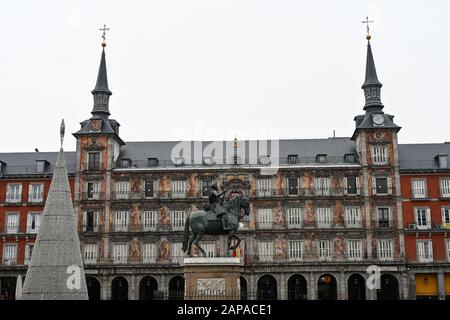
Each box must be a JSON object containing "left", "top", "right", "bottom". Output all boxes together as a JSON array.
[
  {"left": 257, "top": 275, "right": 277, "bottom": 300},
  {"left": 168, "top": 276, "right": 184, "bottom": 300},
  {"left": 288, "top": 274, "right": 307, "bottom": 300},
  {"left": 377, "top": 274, "right": 399, "bottom": 300},
  {"left": 139, "top": 276, "right": 158, "bottom": 300},
  {"left": 86, "top": 276, "right": 101, "bottom": 300},
  {"left": 317, "top": 274, "right": 337, "bottom": 300},
  {"left": 348, "top": 274, "right": 366, "bottom": 300},
  {"left": 111, "top": 276, "right": 128, "bottom": 300}
]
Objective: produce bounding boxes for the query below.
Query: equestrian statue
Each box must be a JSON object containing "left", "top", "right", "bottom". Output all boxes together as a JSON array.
[{"left": 182, "top": 183, "right": 250, "bottom": 257}]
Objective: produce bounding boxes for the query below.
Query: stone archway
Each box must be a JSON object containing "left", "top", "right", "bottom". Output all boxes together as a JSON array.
[
  {"left": 257, "top": 275, "right": 277, "bottom": 300},
  {"left": 317, "top": 274, "right": 337, "bottom": 300},
  {"left": 288, "top": 274, "right": 308, "bottom": 300},
  {"left": 111, "top": 276, "right": 129, "bottom": 300},
  {"left": 377, "top": 274, "right": 399, "bottom": 300},
  {"left": 139, "top": 276, "right": 158, "bottom": 300},
  {"left": 86, "top": 276, "right": 101, "bottom": 300},
  {"left": 0, "top": 277, "right": 17, "bottom": 300},
  {"left": 168, "top": 276, "right": 184, "bottom": 300},
  {"left": 348, "top": 274, "right": 366, "bottom": 300},
  {"left": 240, "top": 276, "right": 248, "bottom": 300}
]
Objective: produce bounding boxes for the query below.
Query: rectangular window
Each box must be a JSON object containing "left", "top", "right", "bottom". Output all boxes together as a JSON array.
[
  {"left": 316, "top": 155, "right": 327, "bottom": 164},
  {"left": 373, "top": 177, "right": 391, "bottom": 195},
  {"left": 288, "top": 241, "right": 304, "bottom": 261},
  {"left": 412, "top": 179, "right": 427, "bottom": 199},
  {"left": 203, "top": 242, "right": 216, "bottom": 258},
  {"left": 142, "top": 243, "right": 157, "bottom": 263},
  {"left": 345, "top": 207, "right": 362, "bottom": 228},
  {"left": 83, "top": 211, "right": 99, "bottom": 232},
  {"left": 2, "top": 244, "right": 17, "bottom": 266},
  {"left": 438, "top": 156, "right": 448, "bottom": 169},
  {"left": 144, "top": 180, "right": 155, "bottom": 198},
  {"left": 36, "top": 160, "right": 48, "bottom": 173},
  {"left": 318, "top": 240, "right": 333, "bottom": 261},
  {"left": 28, "top": 183, "right": 44, "bottom": 202},
  {"left": 446, "top": 241, "right": 450, "bottom": 262},
  {"left": 287, "top": 207, "right": 302, "bottom": 229},
  {"left": 6, "top": 213, "right": 19, "bottom": 234},
  {"left": 316, "top": 207, "right": 332, "bottom": 228},
  {"left": 86, "top": 182, "right": 101, "bottom": 200},
  {"left": 171, "top": 180, "right": 187, "bottom": 199},
  {"left": 27, "top": 212, "right": 41, "bottom": 234},
  {"left": 88, "top": 152, "right": 101, "bottom": 170},
  {"left": 257, "top": 241, "right": 273, "bottom": 262},
  {"left": 201, "top": 179, "right": 212, "bottom": 198},
  {"left": 6, "top": 184, "right": 22, "bottom": 203},
  {"left": 287, "top": 178, "right": 299, "bottom": 195},
  {"left": 114, "top": 181, "right": 130, "bottom": 199},
  {"left": 142, "top": 210, "right": 157, "bottom": 231},
  {"left": 417, "top": 240, "right": 433, "bottom": 263},
  {"left": 257, "top": 178, "right": 272, "bottom": 197},
  {"left": 171, "top": 242, "right": 183, "bottom": 263},
  {"left": 288, "top": 154, "right": 298, "bottom": 164},
  {"left": 345, "top": 176, "right": 359, "bottom": 195},
  {"left": 440, "top": 179, "right": 450, "bottom": 198},
  {"left": 377, "top": 240, "right": 393, "bottom": 261},
  {"left": 112, "top": 244, "right": 128, "bottom": 264},
  {"left": 114, "top": 211, "right": 129, "bottom": 232},
  {"left": 84, "top": 243, "right": 98, "bottom": 264},
  {"left": 377, "top": 207, "right": 390, "bottom": 228},
  {"left": 372, "top": 146, "right": 388, "bottom": 165},
  {"left": 147, "top": 158, "right": 159, "bottom": 167},
  {"left": 24, "top": 244, "right": 34, "bottom": 265},
  {"left": 347, "top": 240, "right": 363, "bottom": 261},
  {"left": 314, "top": 177, "right": 330, "bottom": 196},
  {"left": 257, "top": 208, "right": 273, "bottom": 229},
  {"left": 442, "top": 207, "right": 450, "bottom": 228},
  {"left": 415, "top": 208, "right": 431, "bottom": 230},
  {"left": 171, "top": 210, "right": 185, "bottom": 231}
]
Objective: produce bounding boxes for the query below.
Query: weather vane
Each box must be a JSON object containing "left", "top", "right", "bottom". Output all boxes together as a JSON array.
[
  {"left": 60, "top": 119, "right": 65, "bottom": 149},
  {"left": 99, "top": 24, "right": 110, "bottom": 47},
  {"left": 362, "top": 16, "right": 374, "bottom": 40}
]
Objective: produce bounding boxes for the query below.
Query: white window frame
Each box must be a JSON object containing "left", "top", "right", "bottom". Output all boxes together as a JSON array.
[
  {"left": 6, "top": 213, "right": 19, "bottom": 234},
  {"left": 86, "top": 181, "right": 101, "bottom": 200},
  {"left": 171, "top": 180, "right": 187, "bottom": 199},
  {"left": 6, "top": 184, "right": 22, "bottom": 203},
  {"left": 114, "top": 211, "right": 129, "bottom": 232},
  {"left": 171, "top": 210, "right": 185, "bottom": 231},
  {"left": 87, "top": 151, "right": 101, "bottom": 170},
  {"left": 372, "top": 177, "right": 392, "bottom": 195},
  {"left": 170, "top": 242, "right": 183, "bottom": 263},
  {"left": 257, "top": 178, "right": 272, "bottom": 197},
  {"left": 24, "top": 243, "right": 34, "bottom": 265},
  {"left": 314, "top": 177, "right": 330, "bottom": 196},
  {"left": 316, "top": 207, "right": 332, "bottom": 228},
  {"left": 318, "top": 240, "right": 333, "bottom": 261},
  {"left": 371, "top": 146, "right": 388, "bottom": 165},
  {"left": 286, "top": 207, "right": 302, "bottom": 229},
  {"left": 142, "top": 243, "right": 157, "bottom": 263},
  {"left": 144, "top": 180, "right": 157, "bottom": 198},
  {"left": 114, "top": 181, "right": 130, "bottom": 199},
  {"left": 286, "top": 177, "right": 299, "bottom": 196},
  {"left": 203, "top": 242, "right": 216, "bottom": 258},
  {"left": 257, "top": 208, "right": 273, "bottom": 229},
  {"left": 83, "top": 211, "right": 100, "bottom": 232},
  {"left": 440, "top": 178, "right": 450, "bottom": 198},
  {"left": 344, "top": 176, "right": 360, "bottom": 195},
  {"left": 417, "top": 240, "right": 433, "bottom": 263},
  {"left": 112, "top": 243, "right": 128, "bottom": 264},
  {"left": 347, "top": 240, "right": 363, "bottom": 261},
  {"left": 27, "top": 212, "right": 41, "bottom": 234},
  {"left": 376, "top": 207, "right": 391, "bottom": 228},
  {"left": 142, "top": 210, "right": 157, "bottom": 231},
  {"left": 414, "top": 208, "right": 431, "bottom": 230},
  {"left": 84, "top": 243, "right": 98, "bottom": 264},
  {"left": 446, "top": 240, "right": 450, "bottom": 262},
  {"left": 411, "top": 179, "right": 427, "bottom": 199},
  {"left": 377, "top": 239, "right": 393, "bottom": 261},
  {"left": 257, "top": 241, "right": 273, "bottom": 262},
  {"left": 2, "top": 244, "right": 17, "bottom": 266},
  {"left": 288, "top": 240, "right": 304, "bottom": 261},
  {"left": 442, "top": 207, "right": 450, "bottom": 229},
  {"left": 28, "top": 183, "right": 44, "bottom": 202},
  {"left": 345, "top": 207, "right": 362, "bottom": 228}
]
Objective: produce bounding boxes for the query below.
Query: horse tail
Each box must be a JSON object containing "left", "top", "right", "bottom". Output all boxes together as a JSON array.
[{"left": 182, "top": 215, "right": 190, "bottom": 252}]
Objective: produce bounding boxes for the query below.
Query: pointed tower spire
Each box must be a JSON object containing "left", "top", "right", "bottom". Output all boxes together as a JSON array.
[
  {"left": 20, "top": 125, "right": 88, "bottom": 300},
  {"left": 91, "top": 25, "right": 112, "bottom": 117},
  {"left": 361, "top": 18, "right": 383, "bottom": 112}
]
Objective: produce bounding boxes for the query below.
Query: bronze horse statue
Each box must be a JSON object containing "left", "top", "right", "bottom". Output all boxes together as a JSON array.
[{"left": 182, "top": 194, "right": 250, "bottom": 257}]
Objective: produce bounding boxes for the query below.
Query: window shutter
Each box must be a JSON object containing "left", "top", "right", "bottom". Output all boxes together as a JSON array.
[
  {"left": 83, "top": 212, "right": 87, "bottom": 231},
  {"left": 372, "top": 177, "right": 376, "bottom": 194},
  {"left": 343, "top": 177, "right": 348, "bottom": 195},
  {"left": 18, "top": 185, "right": 22, "bottom": 200},
  {"left": 387, "top": 177, "right": 393, "bottom": 195},
  {"left": 356, "top": 177, "right": 360, "bottom": 195},
  {"left": 426, "top": 209, "right": 431, "bottom": 228}
]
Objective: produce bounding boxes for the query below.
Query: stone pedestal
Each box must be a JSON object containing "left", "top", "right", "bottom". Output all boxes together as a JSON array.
[{"left": 182, "top": 257, "right": 243, "bottom": 300}]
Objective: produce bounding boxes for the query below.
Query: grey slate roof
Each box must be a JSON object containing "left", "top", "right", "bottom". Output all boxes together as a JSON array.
[
  {"left": 0, "top": 151, "right": 76, "bottom": 175},
  {"left": 398, "top": 143, "right": 450, "bottom": 171},
  {"left": 20, "top": 148, "right": 88, "bottom": 300}
]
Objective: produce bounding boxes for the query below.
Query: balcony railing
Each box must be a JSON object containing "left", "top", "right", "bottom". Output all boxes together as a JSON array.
[
  {"left": 2, "top": 258, "right": 17, "bottom": 266},
  {"left": 28, "top": 193, "right": 44, "bottom": 203},
  {"left": 81, "top": 192, "right": 104, "bottom": 201},
  {"left": 255, "top": 187, "right": 361, "bottom": 198}
]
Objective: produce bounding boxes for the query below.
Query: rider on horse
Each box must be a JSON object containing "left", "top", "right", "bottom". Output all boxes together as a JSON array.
[{"left": 209, "top": 182, "right": 229, "bottom": 231}]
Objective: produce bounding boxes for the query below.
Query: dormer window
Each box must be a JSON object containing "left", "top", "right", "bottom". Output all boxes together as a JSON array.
[
  {"left": 259, "top": 155, "right": 271, "bottom": 165},
  {"left": 0, "top": 161, "right": 6, "bottom": 173},
  {"left": 345, "top": 154, "right": 356, "bottom": 164},
  {"left": 147, "top": 158, "right": 159, "bottom": 167},
  {"left": 288, "top": 154, "right": 298, "bottom": 165},
  {"left": 316, "top": 154, "right": 327, "bottom": 164},
  {"left": 120, "top": 158, "right": 131, "bottom": 168},
  {"left": 36, "top": 160, "right": 49, "bottom": 173},
  {"left": 174, "top": 157, "right": 185, "bottom": 166},
  {"left": 436, "top": 154, "right": 448, "bottom": 169}
]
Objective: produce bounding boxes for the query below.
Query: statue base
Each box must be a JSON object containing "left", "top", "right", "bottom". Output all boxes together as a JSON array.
[{"left": 182, "top": 257, "right": 243, "bottom": 300}]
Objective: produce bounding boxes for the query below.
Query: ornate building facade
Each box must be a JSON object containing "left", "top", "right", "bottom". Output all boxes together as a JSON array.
[{"left": 0, "top": 35, "right": 449, "bottom": 300}]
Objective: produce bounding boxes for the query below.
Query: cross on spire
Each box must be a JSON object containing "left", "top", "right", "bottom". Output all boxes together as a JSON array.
[
  {"left": 362, "top": 16, "right": 374, "bottom": 40},
  {"left": 99, "top": 24, "right": 110, "bottom": 47}
]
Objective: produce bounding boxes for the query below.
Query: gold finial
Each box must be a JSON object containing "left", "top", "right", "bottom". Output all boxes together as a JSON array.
[
  {"left": 99, "top": 24, "right": 110, "bottom": 47},
  {"left": 362, "top": 16, "right": 374, "bottom": 41}
]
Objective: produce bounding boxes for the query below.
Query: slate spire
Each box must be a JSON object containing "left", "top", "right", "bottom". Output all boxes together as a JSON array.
[
  {"left": 91, "top": 45, "right": 112, "bottom": 117},
  {"left": 20, "top": 120, "right": 88, "bottom": 300},
  {"left": 362, "top": 36, "right": 384, "bottom": 112}
]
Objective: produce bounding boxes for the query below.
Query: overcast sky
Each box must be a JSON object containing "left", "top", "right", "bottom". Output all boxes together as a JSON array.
[{"left": 1, "top": 0, "right": 449, "bottom": 152}]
